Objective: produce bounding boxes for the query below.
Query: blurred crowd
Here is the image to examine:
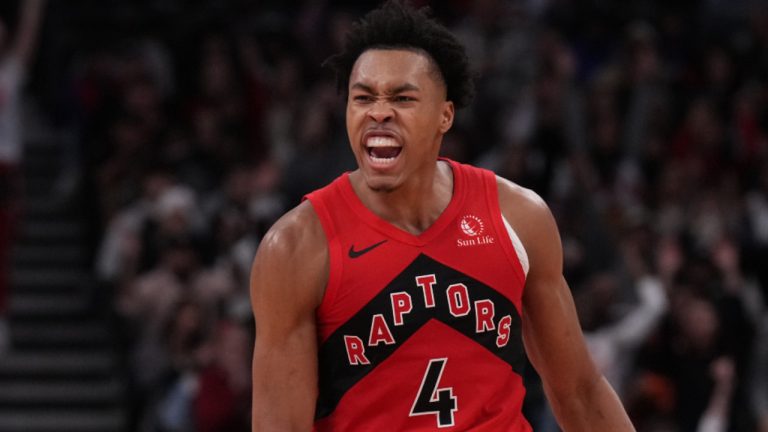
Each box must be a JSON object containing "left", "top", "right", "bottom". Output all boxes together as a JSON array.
[{"left": 8, "top": 0, "right": 768, "bottom": 431}]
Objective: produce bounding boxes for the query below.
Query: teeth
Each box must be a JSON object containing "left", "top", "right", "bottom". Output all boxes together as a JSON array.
[
  {"left": 366, "top": 136, "right": 400, "bottom": 148},
  {"left": 370, "top": 155, "right": 397, "bottom": 162}
]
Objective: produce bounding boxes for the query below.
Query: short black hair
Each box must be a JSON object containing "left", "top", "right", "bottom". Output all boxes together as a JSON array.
[{"left": 324, "top": 0, "right": 475, "bottom": 109}]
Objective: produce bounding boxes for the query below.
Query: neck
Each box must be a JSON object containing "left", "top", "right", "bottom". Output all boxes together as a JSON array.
[{"left": 351, "top": 160, "right": 454, "bottom": 235}]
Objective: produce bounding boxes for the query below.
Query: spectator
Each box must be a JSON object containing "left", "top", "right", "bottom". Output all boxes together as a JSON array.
[
  {"left": 194, "top": 320, "right": 251, "bottom": 432},
  {"left": 0, "top": 0, "right": 45, "bottom": 354},
  {"left": 42, "top": 1, "right": 768, "bottom": 427}
]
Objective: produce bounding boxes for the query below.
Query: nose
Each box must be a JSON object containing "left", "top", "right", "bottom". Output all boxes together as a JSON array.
[{"left": 368, "top": 100, "right": 393, "bottom": 123}]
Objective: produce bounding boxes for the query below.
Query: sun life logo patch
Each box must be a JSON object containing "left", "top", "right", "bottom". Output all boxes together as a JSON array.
[
  {"left": 457, "top": 215, "right": 495, "bottom": 248},
  {"left": 459, "top": 215, "right": 484, "bottom": 237}
]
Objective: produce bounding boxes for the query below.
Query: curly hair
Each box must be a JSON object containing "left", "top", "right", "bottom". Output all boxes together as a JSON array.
[{"left": 324, "top": 0, "right": 475, "bottom": 109}]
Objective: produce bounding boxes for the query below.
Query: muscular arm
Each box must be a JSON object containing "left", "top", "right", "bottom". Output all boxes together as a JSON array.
[
  {"left": 250, "top": 201, "right": 328, "bottom": 431},
  {"left": 497, "top": 178, "right": 634, "bottom": 432}
]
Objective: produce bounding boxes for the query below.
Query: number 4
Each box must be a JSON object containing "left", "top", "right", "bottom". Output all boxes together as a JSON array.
[{"left": 409, "top": 358, "right": 458, "bottom": 428}]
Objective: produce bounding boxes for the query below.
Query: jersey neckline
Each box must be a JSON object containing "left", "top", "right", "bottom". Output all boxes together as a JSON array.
[{"left": 339, "top": 158, "right": 465, "bottom": 247}]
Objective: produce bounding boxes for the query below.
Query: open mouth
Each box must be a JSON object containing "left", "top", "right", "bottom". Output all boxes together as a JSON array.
[{"left": 365, "top": 136, "right": 402, "bottom": 166}]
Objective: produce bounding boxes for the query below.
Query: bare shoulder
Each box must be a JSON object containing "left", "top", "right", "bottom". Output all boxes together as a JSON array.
[
  {"left": 257, "top": 200, "right": 327, "bottom": 258},
  {"left": 495, "top": 176, "right": 562, "bottom": 275},
  {"left": 495, "top": 176, "right": 549, "bottom": 215},
  {"left": 250, "top": 200, "right": 329, "bottom": 309}
]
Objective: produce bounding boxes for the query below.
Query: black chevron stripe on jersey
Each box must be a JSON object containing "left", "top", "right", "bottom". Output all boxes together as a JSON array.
[{"left": 315, "top": 253, "right": 525, "bottom": 420}]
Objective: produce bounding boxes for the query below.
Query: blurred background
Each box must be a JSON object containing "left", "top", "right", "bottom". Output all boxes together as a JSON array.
[{"left": 0, "top": 0, "right": 767, "bottom": 431}]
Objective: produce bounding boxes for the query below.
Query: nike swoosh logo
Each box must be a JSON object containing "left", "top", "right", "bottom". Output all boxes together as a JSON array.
[{"left": 348, "top": 240, "right": 387, "bottom": 258}]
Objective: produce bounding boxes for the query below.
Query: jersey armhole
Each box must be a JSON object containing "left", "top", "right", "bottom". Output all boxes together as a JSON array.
[
  {"left": 501, "top": 215, "right": 530, "bottom": 277},
  {"left": 303, "top": 196, "right": 343, "bottom": 314},
  {"left": 482, "top": 171, "right": 528, "bottom": 287}
]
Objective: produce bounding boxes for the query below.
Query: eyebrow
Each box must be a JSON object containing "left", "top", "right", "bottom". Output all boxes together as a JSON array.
[{"left": 350, "top": 82, "right": 420, "bottom": 94}]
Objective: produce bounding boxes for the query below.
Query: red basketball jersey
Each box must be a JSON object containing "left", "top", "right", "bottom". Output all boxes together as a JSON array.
[{"left": 305, "top": 159, "right": 532, "bottom": 431}]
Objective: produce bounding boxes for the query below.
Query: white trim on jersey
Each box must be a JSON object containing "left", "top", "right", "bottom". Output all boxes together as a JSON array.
[{"left": 501, "top": 215, "right": 529, "bottom": 277}]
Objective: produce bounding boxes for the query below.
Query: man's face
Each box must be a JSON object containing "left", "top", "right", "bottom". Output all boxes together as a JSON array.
[{"left": 346, "top": 49, "right": 454, "bottom": 192}]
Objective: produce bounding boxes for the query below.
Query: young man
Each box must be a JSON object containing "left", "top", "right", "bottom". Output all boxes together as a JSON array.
[{"left": 250, "top": 1, "right": 635, "bottom": 430}]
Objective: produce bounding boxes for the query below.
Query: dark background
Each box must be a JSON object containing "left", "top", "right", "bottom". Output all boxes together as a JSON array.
[{"left": 1, "top": 1, "right": 767, "bottom": 431}]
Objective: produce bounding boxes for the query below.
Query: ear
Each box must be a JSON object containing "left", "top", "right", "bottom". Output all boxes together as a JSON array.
[{"left": 439, "top": 101, "right": 455, "bottom": 134}]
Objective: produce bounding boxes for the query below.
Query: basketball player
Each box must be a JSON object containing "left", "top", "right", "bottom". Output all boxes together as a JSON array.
[{"left": 250, "top": 1, "right": 635, "bottom": 430}]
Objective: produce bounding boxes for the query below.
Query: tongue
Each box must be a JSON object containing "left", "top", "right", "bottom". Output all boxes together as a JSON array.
[{"left": 370, "top": 147, "right": 401, "bottom": 159}]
